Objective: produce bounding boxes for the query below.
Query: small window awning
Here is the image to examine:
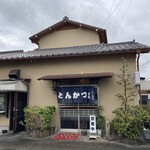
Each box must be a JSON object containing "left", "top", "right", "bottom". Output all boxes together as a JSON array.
[
  {"left": 0, "top": 80, "right": 27, "bottom": 92},
  {"left": 38, "top": 72, "right": 113, "bottom": 80}
]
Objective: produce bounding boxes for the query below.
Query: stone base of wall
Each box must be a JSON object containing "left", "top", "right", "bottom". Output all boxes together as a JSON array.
[{"left": 26, "top": 126, "right": 55, "bottom": 138}]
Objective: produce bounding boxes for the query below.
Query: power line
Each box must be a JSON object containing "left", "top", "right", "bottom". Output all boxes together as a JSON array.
[
  {"left": 140, "top": 60, "right": 150, "bottom": 67},
  {"left": 83, "top": 0, "right": 99, "bottom": 23},
  {"left": 101, "top": 0, "right": 124, "bottom": 27},
  {"left": 127, "top": 1, "right": 150, "bottom": 38},
  {"left": 0, "top": 7, "right": 29, "bottom": 34},
  {"left": 108, "top": 0, "right": 124, "bottom": 32},
  {"left": 115, "top": 0, "right": 133, "bottom": 33},
  {"left": 110, "top": 0, "right": 116, "bottom": 12},
  {"left": 140, "top": 54, "right": 150, "bottom": 67}
]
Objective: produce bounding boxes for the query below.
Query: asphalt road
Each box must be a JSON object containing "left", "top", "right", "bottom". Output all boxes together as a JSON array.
[{"left": 0, "top": 132, "right": 149, "bottom": 150}]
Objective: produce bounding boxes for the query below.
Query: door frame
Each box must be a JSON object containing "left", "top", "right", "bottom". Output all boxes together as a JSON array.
[
  {"left": 9, "top": 92, "right": 14, "bottom": 131},
  {"left": 9, "top": 92, "right": 27, "bottom": 132}
]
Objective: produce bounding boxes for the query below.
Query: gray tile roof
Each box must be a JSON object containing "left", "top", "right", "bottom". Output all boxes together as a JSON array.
[
  {"left": 0, "top": 41, "right": 149, "bottom": 61},
  {"left": 0, "top": 50, "right": 23, "bottom": 55}
]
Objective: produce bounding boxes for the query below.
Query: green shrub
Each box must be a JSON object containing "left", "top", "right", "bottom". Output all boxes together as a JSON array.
[
  {"left": 112, "top": 105, "right": 150, "bottom": 140},
  {"left": 96, "top": 106, "right": 105, "bottom": 129},
  {"left": 20, "top": 106, "right": 56, "bottom": 130},
  {"left": 96, "top": 106, "right": 106, "bottom": 136},
  {"left": 112, "top": 58, "right": 150, "bottom": 140},
  {"left": 142, "top": 105, "right": 150, "bottom": 116}
]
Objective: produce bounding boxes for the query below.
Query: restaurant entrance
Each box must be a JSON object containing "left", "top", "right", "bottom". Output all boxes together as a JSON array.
[{"left": 57, "top": 85, "right": 98, "bottom": 131}]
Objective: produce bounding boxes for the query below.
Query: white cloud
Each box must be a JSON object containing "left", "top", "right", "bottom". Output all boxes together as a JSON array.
[{"left": 0, "top": 0, "right": 150, "bottom": 77}]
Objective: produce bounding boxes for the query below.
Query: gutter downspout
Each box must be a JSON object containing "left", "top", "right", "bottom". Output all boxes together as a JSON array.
[{"left": 136, "top": 49, "right": 141, "bottom": 104}]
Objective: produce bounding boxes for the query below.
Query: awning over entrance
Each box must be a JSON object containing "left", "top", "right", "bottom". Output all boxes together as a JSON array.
[
  {"left": 0, "top": 80, "right": 27, "bottom": 92},
  {"left": 38, "top": 72, "right": 113, "bottom": 80}
]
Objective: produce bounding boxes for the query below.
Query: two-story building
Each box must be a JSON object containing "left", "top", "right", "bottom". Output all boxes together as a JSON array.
[{"left": 0, "top": 17, "right": 150, "bottom": 133}]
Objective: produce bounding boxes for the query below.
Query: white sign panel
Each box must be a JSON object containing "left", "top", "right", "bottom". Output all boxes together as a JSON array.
[{"left": 89, "top": 115, "right": 96, "bottom": 134}]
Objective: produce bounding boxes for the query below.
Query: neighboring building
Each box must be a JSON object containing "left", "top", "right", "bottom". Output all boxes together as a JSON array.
[
  {"left": 141, "top": 78, "right": 150, "bottom": 105},
  {"left": 0, "top": 17, "right": 150, "bottom": 133}
]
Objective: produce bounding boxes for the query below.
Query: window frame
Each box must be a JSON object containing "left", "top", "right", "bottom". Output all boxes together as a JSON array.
[
  {"left": 0, "top": 93, "right": 7, "bottom": 113},
  {"left": 141, "top": 94, "right": 150, "bottom": 105}
]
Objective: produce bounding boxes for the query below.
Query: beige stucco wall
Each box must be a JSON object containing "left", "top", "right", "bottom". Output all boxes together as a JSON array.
[
  {"left": 0, "top": 115, "right": 9, "bottom": 126},
  {"left": 38, "top": 29, "right": 100, "bottom": 49},
  {"left": 0, "top": 53, "right": 138, "bottom": 128},
  {"left": 99, "top": 75, "right": 139, "bottom": 122}
]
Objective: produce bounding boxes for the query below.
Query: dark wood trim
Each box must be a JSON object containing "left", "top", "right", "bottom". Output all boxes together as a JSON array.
[
  {"left": 56, "top": 24, "right": 79, "bottom": 31},
  {"left": 9, "top": 92, "right": 14, "bottom": 131},
  {"left": 5, "top": 92, "right": 9, "bottom": 118},
  {"left": 29, "top": 19, "right": 107, "bottom": 44},
  {"left": 13, "top": 92, "right": 18, "bottom": 132}
]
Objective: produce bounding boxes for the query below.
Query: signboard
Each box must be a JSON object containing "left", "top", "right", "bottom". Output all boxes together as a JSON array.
[
  {"left": 89, "top": 115, "right": 96, "bottom": 134},
  {"left": 57, "top": 86, "right": 96, "bottom": 104}
]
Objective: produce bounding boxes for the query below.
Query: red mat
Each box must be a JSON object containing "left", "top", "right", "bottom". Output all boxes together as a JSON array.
[{"left": 53, "top": 133, "right": 79, "bottom": 140}]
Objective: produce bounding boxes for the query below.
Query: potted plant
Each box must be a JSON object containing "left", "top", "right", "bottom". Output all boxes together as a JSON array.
[
  {"left": 20, "top": 105, "right": 56, "bottom": 138},
  {"left": 96, "top": 106, "right": 105, "bottom": 137}
]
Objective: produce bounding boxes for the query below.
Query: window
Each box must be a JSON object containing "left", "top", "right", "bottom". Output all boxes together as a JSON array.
[
  {"left": 60, "top": 109, "right": 97, "bottom": 129},
  {"left": 141, "top": 95, "right": 150, "bottom": 105},
  {"left": 0, "top": 93, "right": 6, "bottom": 113}
]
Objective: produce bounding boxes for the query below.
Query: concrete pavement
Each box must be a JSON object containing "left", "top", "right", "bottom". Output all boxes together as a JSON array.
[{"left": 0, "top": 132, "right": 149, "bottom": 150}]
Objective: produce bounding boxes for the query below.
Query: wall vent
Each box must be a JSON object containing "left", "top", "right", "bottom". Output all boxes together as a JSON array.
[{"left": 8, "top": 69, "right": 20, "bottom": 79}]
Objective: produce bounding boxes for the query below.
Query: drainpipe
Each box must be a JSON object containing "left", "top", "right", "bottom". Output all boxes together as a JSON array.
[{"left": 136, "top": 49, "right": 141, "bottom": 105}]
